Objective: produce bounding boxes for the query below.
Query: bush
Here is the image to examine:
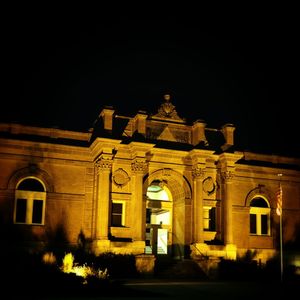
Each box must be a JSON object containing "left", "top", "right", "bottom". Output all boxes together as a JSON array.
[{"left": 218, "top": 251, "right": 259, "bottom": 280}]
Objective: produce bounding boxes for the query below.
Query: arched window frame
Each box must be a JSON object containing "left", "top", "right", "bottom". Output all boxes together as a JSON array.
[
  {"left": 249, "top": 196, "right": 271, "bottom": 236},
  {"left": 14, "top": 176, "right": 46, "bottom": 225}
]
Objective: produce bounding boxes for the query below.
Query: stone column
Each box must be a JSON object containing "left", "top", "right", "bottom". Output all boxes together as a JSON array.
[
  {"left": 218, "top": 152, "right": 243, "bottom": 260},
  {"left": 95, "top": 156, "right": 112, "bottom": 240},
  {"left": 131, "top": 160, "right": 148, "bottom": 242},
  {"left": 192, "top": 165, "right": 205, "bottom": 243},
  {"left": 221, "top": 170, "right": 234, "bottom": 245}
]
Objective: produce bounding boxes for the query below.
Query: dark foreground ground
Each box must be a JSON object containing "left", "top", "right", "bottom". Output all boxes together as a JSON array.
[
  {"left": 121, "top": 279, "right": 299, "bottom": 300},
  {"left": 5, "top": 277, "right": 299, "bottom": 300},
  {"left": 4, "top": 251, "right": 299, "bottom": 300}
]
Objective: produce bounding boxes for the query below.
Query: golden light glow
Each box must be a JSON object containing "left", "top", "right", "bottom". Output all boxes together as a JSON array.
[
  {"left": 42, "top": 252, "right": 56, "bottom": 265},
  {"left": 59, "top": 252, "right": 109, "bottom": 283},
  {"left": 61, "top": 252, "right": 75, "bottom": 273}
]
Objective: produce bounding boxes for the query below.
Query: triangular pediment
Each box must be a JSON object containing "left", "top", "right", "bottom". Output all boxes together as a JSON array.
[{"left": 157, "top": 126, "right": 177, "bottom": 142}]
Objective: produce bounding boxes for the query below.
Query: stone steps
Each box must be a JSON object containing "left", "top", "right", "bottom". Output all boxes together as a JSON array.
[{"left": 154, "top": 257, "right": 209, "bottom": 280}]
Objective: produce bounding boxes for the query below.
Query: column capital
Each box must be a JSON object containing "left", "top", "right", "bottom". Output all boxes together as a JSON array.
[
  {"left": 96, "top": 156, "right": 113, "bottom": 172},
  {"left": 131, "top": 159, "right": 148, "bottom": 174},
  {"left": 192, "top": 165, "right": 205, "bottom": 180},
  {"left": 221, "top": 170, "right": 234, "bottom": 183}
]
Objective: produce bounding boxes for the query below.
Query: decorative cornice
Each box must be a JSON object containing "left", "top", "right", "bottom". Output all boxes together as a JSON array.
[{"left": 218, "top": 152, "right": 244, "bottom": 169}]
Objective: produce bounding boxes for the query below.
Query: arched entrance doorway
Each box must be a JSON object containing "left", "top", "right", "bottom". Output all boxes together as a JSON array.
[
  {"left": 144, "top": 169, "right": 192, "bottom": 259},
  {"left": 145, "top": 180, "right": 172, "bottom": 255}
]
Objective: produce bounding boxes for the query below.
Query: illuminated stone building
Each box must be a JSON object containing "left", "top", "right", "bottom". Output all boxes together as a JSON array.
[{"left": 0, "top": 95, "right": 300, "bottom": 266}]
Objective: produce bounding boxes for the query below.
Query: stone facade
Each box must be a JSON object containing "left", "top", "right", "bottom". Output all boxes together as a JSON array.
[{"left": 0, "top": 95, "right": 299, "bottom": 266}]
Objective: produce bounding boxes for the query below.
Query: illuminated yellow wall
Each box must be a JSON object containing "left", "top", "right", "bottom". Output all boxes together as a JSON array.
[{"left": 0, "top": 119, "right": 300, "bottom": 263}]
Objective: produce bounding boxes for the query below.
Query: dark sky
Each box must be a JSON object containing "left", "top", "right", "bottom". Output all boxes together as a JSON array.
[{"left": 2, "top": 5, "right": 299, "bottom": 157}]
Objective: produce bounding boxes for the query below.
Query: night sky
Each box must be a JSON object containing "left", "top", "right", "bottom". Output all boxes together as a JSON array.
[{"left": 2, "top": 5, "right": 299, "bottom": 157}]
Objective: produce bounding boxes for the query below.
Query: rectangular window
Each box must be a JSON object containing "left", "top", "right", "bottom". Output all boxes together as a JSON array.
[
  {"left": 250, "top": 214, "right": 257, "bottom": 234},
  {"left": 204, "top": 207, "right": 216, "bottom": 231},
  {"left": 203, "top": 208, "right": 209, "bottom": 231},
  {"left": 15, "top": 198, "right": 27, "bottom": 223},
  {"left": 209, "top": 207, "right": 216, "bottom": 231},
  {"left": 32, "top": 199, "right": 43, "bottom": 224},
  {"left": 146, "top": 208, "right": 151, "bottom": 224},
  {"left": 112, "top": 203, "right": 123, "bottom": 227},
  {"left": 261, "top": 214, "right": 268, "bottom": 235}
]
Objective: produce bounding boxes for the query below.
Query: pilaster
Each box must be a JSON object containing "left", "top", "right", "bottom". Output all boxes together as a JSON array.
[
  {"left": 218, "top": 152, "right": 243, "bottom": 247},
  {"left": 192, "top": 165, "right": 205, "bottom": 243},
  {"left": 221, "top": 170, "right": 234, "bottom": 245},
  {"left": 94, "top": 154, "right": 113, "bottom": 240},
  {"left": 189, "top": 149, "right": 216, "bottom": 245},
  {"left": 131, "top": 158, "right": 148, "bottom": 243}
]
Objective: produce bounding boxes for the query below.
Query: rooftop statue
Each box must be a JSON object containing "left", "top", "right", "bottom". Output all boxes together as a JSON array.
[{"left": 153, "top": 94, "right": 185, "bottom": 122}]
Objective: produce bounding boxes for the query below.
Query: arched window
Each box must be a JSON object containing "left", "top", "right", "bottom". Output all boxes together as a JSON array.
[
  {"left": 14, "top": 177, "right": 46, "bottom": 225},
  {"left": 249, "top": 197, "right": 270, "bottom": 235}
]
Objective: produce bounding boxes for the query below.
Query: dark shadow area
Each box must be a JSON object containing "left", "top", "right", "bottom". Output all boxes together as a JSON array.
[
  {"left": 285, "top": 222, "right": 300, "bottom": 251},
  {"left": 154, "top": 255, "right": 209, "bottom": 280},
  {"left": 44, "top": 222, "right": 73, "bottom": 261},
  {"left": 218, "top": 250, "right": 300, "bottom": 283}
]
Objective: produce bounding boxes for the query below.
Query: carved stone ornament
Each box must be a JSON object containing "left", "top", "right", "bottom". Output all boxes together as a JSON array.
[
  {"left": 162, "top": 168, "right": 171, "bottom": 177},
  {"left": 96, "top": 157, "right": 113, "bottom": 171},
  {"left": 153, "top": 94, "right": 184, "bottom": 121},
  {"left": 131, "top": 160, "right": 148, "bottom": 173},
  {"left": 221, "top": 170, "right": 234, "bottom": 183},
  {"left": 202, "top": 176, "right": 216, "bottom": 195},
  {"left": 112, "top": 168, "right": 130, "bottom": 187},
  {"left": 192, "top": 166, "right": 205, "bottom": 179}
]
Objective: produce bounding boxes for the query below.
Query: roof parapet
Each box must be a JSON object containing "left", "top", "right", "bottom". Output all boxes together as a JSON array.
[
  {"left": 192, "top": 119, "right": 207, "bottom": 146},
  {"left": 100, "top": 106, "right": 115, "bottom": 131},
  {"left": 221, "top": 123, "right": 235, "bottom": 151}
]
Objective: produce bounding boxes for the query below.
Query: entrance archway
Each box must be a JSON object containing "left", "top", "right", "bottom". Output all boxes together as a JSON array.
[
  {"left": 145, "top": 180, "right": 172, "bottom": 255},
  {"left": 144, "top": 169, "right": 192, "bottom": 259}
]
